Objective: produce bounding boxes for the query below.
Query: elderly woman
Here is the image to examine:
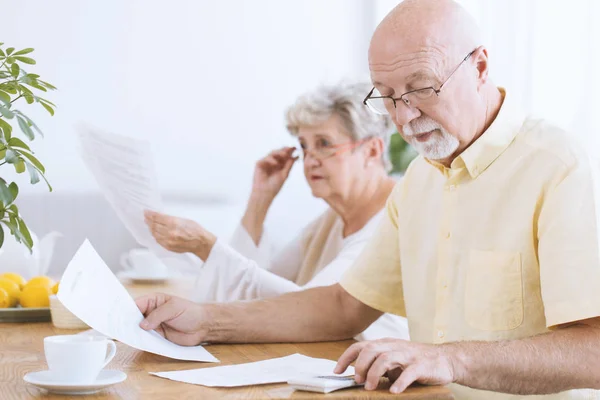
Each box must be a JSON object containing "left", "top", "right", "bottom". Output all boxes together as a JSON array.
[{"left": 144, "top": 81, "right": 409, "bottom": 341}]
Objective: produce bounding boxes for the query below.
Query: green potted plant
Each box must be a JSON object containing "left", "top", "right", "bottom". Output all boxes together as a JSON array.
[
  {"left": 0, "top": 43, "right": 56, "bottom": 251},
  {"left": 389, "top": 132, "right": 418, "bottom": 174}
]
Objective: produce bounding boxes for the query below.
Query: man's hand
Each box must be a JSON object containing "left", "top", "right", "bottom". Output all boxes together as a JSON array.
[
  {"left": 144, "top": 210, "right": 216, "bottom": 260},
  {"left": 334, "top": 339, "right": 456, "bottom": 394},
  {"left": 136, "top": 293, "right": 210, "bottom": 346}
]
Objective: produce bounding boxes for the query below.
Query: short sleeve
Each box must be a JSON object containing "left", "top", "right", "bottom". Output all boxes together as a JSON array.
[
  {"left": 340, "top": 182, "right": 406, "bottom": 316},
  {"left": 538, "top": 154, "right": 600, "bottom": 328}
]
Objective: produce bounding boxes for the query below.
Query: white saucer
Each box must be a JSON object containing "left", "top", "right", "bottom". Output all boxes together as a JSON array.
[
  {"left": 24, "top": 369, "right": 127, "bottom": 395},
  {"left": 117, "top": 270, "right": 169, "bottom": 283}
]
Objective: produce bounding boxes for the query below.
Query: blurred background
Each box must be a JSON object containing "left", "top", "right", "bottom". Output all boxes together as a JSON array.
[{"left": 1, "top": 0, "right": 599, "bottom": 276}]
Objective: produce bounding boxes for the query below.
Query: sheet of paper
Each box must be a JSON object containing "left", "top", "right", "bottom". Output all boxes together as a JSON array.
[
  {"left": 57, "top": 239, "right": 218, "bottom": 363},
  {"left": 75, "top": 124, "right": 197, "bottom": 268},
  {"left": 150, "top": 353, "right": 354, "bottom": 387}
]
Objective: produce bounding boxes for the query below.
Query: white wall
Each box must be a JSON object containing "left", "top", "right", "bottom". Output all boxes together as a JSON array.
[{"left": 1, "top": 0, "right": 377, "bottom": 256}]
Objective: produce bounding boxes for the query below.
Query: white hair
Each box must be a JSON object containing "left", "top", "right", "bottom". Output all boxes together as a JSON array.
[{"left": 285, "top": 81, "right": 395, "bottom": 171}]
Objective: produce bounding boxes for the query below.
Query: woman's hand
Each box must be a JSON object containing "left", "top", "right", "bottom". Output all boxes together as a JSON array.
[
  {"left": 251, "top": 147, "right": 298, "bottom": 200},
  {"left": 144, "top": 210, "right": 216, "bottom": 261},
  {"left": 241, "top": 147, "right": 298, "bottom": 245}
]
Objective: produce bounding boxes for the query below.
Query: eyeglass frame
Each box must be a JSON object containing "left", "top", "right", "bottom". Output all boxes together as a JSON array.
[
  {"left": 297, "top": 137, "right": 372, "bottom": 161},
  {"left": 363, "top": 48, "right": 477, "bottom": 110}
]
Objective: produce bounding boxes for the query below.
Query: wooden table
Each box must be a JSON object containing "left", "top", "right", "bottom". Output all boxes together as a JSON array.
[{"left": 0, "top": 280, "right": 454, "bottom": 399}]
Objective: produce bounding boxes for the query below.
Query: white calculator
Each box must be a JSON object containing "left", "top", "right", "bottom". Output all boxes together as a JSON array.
[{"left": 287, "top": 375, "right": 364, "bottom": 393}]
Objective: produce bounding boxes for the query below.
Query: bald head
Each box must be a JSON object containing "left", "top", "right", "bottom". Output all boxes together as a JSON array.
[{"left": 370, "top": 0, "right": 482, "bottom": 70}]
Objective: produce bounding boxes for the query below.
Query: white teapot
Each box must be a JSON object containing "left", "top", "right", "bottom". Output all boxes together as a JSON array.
[{"left": 0, "top": 229, "right": 62, "bottom": 279}]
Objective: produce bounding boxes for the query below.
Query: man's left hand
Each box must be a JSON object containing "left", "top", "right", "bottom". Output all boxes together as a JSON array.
[{"left": 334, "top": 338, "right": 457, "bottom": 394}]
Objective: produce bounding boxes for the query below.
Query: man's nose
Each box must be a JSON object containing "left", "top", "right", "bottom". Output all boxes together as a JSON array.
[{"left": 392, "top": 101, "right": 421, "bottom": 127}]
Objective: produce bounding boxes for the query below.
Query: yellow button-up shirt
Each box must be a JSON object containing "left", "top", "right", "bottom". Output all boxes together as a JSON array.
[{"left": 340, "top": 88, "right": 600, "bottom": 399}]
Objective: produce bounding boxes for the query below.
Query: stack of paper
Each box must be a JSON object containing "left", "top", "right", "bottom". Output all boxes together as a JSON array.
[
  {"left": 57, "top": 239, "right": 218, "bottom": 363},
  {"left": 150, "top": 353, "right": 354, "bottom": 387}
]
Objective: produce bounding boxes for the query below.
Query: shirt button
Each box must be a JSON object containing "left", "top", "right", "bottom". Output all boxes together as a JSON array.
[{"left": 437, "top": 330, "right": 445, "bottom": 338}]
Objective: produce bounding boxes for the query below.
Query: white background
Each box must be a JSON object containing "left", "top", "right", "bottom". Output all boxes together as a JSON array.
[{"left": 1, "top": 0, "right": 599, "bottom": 273}]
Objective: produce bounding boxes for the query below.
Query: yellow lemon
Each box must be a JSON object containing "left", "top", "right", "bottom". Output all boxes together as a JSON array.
[
  {"left": 0, "top": 288, "right": 10, "bottom": 308},
  {"left": 51, "top": 281, "right": 59, "bottom": 295},
  {"left": 19, "top": 284, "right": 51, "bottom": 308},
  {"left": 0, "top": 278, "right": 20, "bottom": 307},
  {"left": 0, "top": 272, "right": 26, "bottom": 290},
  {"left": 25, "top": 276, "right": 55, "bottom": 290}
]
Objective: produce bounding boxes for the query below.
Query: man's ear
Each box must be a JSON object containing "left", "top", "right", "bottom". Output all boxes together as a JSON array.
[{"left": 474, "top": 46, "right": 490, "bottom": 87}]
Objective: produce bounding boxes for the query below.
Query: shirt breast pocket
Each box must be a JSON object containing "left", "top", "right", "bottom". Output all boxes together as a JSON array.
[{"left": 465, "top": 250, "right": 524, "bottom": 331}]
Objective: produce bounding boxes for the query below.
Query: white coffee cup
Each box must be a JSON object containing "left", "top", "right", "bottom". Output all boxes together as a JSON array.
[
  {"left": 44, "top": 335, "right": 116, "bottom": 384},
  {"left": 120, "top": 248, "right": 168, "bottom": 278}
]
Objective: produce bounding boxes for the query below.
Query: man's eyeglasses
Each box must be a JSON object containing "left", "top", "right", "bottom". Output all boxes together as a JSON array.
[
  {"left": 363, "top": 49, "right": 476, "bottom": 115},
  {"left": 296, "top": 137, "right": 370, "bottom": 161}
]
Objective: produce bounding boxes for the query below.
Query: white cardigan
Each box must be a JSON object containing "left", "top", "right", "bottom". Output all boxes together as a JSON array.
[{"left": 193, "top": 211, "right": 409, "bottom": 341}]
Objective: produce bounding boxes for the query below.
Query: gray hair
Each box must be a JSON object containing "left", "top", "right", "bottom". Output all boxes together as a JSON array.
[{"left": 285, "top": 81, "right": 395, "bottom": 171}]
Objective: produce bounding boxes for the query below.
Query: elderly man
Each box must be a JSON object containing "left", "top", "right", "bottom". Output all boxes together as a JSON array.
[{"left": 136, "top": 0, "right": 600, "bottom": 398}]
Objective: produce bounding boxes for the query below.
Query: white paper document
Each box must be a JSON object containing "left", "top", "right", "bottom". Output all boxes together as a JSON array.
[
  {"left": 57, "top": 239, "right": 218, "bottom": 363},
  {"left": 76, "top": 124, "right": 196, "bottom": 266},
  {"left": 150, "top": 353, "right": 354, "bottom": 387}
]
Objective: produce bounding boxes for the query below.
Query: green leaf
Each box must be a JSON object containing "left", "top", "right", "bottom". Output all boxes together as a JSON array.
[
  {"left": 38, "top": 80, "right": 57, "bottom": 90},
  {"left": 0, "top": 179, "right": 13, "bottom": 205},
  {"left": 0, "top": 90, "right": 10, "bottom": 104},
  {"left": 19, "top": 85, "right": 34, "bottom": 96},
  {"left": 40, "top": 102, "right": 54, "bottom": 116},
  {"left": 6, "top": 48, "right": 14, "bottom": 56},
  {"left": 2, "top": 219, "right": 25, "bottom": 244},
  {"left": 5, "top": 149, "right": 18, "bottom": 163},
  {"left": 0, "top": 118, "right": 12, "bottom": 140},
  {"left": 8, "top": 138, "right": 31, "bottom": 151},
  {"left": 0, "top": 105, "right": 14, "bottom": 119},
  {"left": 37, "top": 170, "right": 52, "bottom": 192},
  {"left": 24, "top": 160, "right": 40, "bottom": 185},
  {"left": 16, "top": 216, "right": 33, "bottom": 249},
  {"left": 0, "top": 48, "right": 5, "bottom": 57},
  {"left": 17, "top": 116, "right": 34, "bottom": 140},
  {"left": 13, "top": 48, "right": 34, "bottom": 56},
  {"left": 13, "top": 111, "right": 43, "bottom": 137},
  {"left": 6, "top": 57, "right": 15, "bottom": 64},
  {"left": 37, "top": 97, "right": 56, "bottom": 107},
  {"left": 14, "top": 159, "right": 25, "bottom": 173},
  {"left": 8, "top": 137, "right": 31, "bottom": 151},
  {"left": 0, "top": 149, "right": 5, "bottom": 159},
  {"left": 25, "top": 95, "right": 34, "bottom": 104},
  {"left": 0, "top": 72, "right": 10, "bottom": 79},
  {"left": 0, "top": 84, "right": 17, "bottom": 95},
  {"left": 14, "top": 56, "right": 35, "bottom": 65},
  {"left": 17, "top": 150, "right": 45, "bottom": 173},
  {"left": 0, "top": 224, "right": 4, "bottom": 249},
  {"left": 10, "top": 63, "right": 19, "bottom": 78},
  {"left": 25, "top": 81, "right": 47, "bottom": 92},
  {"left": 8, "top": 182, "right": 18, "bottom": 201}
]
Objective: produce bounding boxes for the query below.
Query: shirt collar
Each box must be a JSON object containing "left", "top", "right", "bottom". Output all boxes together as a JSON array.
[{"left": 426, "top": 87, "right": 526, "bottom": 179}]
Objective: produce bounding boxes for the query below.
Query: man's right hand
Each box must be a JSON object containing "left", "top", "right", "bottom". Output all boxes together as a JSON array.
[{"left": 136, "top": 293, "right": 208, "bottom": 346}]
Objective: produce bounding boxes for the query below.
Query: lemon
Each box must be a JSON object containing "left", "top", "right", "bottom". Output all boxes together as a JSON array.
[
  {"left": 0, "top": 272, "right": 26, "bottom": 290},
  {"left": 0, "top": 288, "right": 9, "bottom": 308},
  {"left": 19, "top": 284, "right": 51, "bottom": 308},
  {"left": 25, "top": 276, "right": 55, "bottom": 290},
  {"left": 51, "top": 281, "right": 59, "bottom": 295},
  {"left": 0, "top": 278, "right": 20, "bottom": 307}
]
